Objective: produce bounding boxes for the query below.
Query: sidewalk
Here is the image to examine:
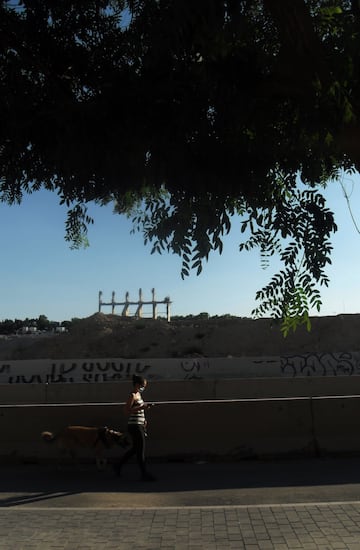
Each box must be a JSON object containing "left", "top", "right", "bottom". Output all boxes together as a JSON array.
[
  {"left": 1, "top": 503, "right": 360, "bottom": 549},
  {"left": 1, "top": 458, "right": 360, "bottom": 549}
]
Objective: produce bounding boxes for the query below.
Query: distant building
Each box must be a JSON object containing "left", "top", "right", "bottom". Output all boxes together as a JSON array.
[{"left": 20, "top": 326, "right": 37, "bottom": 334}]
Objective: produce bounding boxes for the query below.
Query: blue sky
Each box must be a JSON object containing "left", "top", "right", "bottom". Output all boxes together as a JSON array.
[{"left": 1, "top": 173, "right": 360, "bottom": 322}]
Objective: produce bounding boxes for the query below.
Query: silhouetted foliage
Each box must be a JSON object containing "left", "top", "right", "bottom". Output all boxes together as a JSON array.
[{"left": 1, "top": 1, "right": 359, "bottom": 331}]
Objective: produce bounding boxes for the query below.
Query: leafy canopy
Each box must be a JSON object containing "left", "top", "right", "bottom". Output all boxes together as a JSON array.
[{"left": 1, "top": 0, "right": 360, "bottom": 332}]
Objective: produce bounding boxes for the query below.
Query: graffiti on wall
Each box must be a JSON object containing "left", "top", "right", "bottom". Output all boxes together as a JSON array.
[
  {"left": 4, "top": 361, "right": 152, "bottom": 384},
  {"left": 280, "top": 352, "right": 360, "bottom": 377},
  {"left": 0, "top": 358, "right": 212, "bottom": 384},
  {"left": 1, "top": 352, "right": 360, "bottom": 384},
  {"left": 180, "top": 359, "right": 210, "bottom": 380}
]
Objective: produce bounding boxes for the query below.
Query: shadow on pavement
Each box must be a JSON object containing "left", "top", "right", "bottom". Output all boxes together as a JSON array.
[
  {"left": 1, "top": 456, "right": 360, "bottom": 507},
  {"left": 0, "top": 458, "right": 360, "bottom": 507},
  {"left": 0, "top": 491, "right": 80, "bottom": 507}
]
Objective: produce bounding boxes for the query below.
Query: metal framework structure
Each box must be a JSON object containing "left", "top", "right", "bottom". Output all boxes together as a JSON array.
[{"left": 98, "top": 288, "right": 171, "bottom": 321}]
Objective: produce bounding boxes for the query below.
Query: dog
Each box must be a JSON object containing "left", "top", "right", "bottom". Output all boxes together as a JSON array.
[{"left": 41, "top": 425, "right": 130, "bottom": 470}]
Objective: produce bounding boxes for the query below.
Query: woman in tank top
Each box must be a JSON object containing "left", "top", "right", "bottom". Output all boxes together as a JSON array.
[{"left": 113, "top": 374, "right": 156, "bottom": 481}]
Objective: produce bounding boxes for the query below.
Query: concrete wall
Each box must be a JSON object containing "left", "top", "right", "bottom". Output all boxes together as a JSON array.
[
  {"left": 2, "top": 351, "right": 360, "bottom": 384},
  {"left": 2, "top": 375, "right": 360, "bottom": 403},
  {"left": 1, "top": 377, "right": 360, "bottom": 462}
]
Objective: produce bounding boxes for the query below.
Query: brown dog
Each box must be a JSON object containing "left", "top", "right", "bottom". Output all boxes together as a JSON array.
[{"left": 41, "top": 425, "right": 130, "bottom": 470}]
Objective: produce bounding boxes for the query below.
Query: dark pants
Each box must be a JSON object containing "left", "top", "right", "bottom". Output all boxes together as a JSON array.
[{"left": 118, "top": 424, "right": 147, "bottom": 475}]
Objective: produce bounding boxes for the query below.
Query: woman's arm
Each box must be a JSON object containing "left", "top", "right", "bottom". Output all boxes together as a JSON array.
[
  {"left": 123, "top": 392, "right": 148, "bottom": 416},
  {"left": 123, "top": 393, "right": 135, "bottom": 416}
]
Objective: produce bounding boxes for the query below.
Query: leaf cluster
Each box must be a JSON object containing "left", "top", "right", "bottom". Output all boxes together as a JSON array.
[{"left": 1, "top": 1, "right": 360, "bottom": 326}]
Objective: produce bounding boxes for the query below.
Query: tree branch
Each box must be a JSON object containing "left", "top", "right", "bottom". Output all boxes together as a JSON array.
[{"left": 262, "top": 0, "right": 327, "bottom": 85}]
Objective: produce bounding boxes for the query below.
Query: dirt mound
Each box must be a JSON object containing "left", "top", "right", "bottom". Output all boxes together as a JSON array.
[{"left": 1, "top": 312, "right": 360, "bottom": 360}]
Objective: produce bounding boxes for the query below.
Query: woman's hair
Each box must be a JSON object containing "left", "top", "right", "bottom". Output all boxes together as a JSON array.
[{"left": 132, "top": 374, "right": 146, "bottom": 386}]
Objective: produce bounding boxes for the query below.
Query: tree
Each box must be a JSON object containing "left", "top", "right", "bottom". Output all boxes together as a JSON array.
[
  {"left": 0, "top": 318, "right": 15, "bottom": 335},
  {"left": 1, "top": 0, "right": 359, "bottom": 332},
  {"left": 37, "top": 314, "right": 50, "bottom": 331}
]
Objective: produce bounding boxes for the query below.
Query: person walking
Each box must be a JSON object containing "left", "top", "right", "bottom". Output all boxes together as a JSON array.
[{"left": 114, "top": 374, "right": 156, "bottom": 481}]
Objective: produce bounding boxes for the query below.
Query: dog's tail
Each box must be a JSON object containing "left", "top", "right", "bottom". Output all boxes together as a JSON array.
[{"left": 41, "top": 431, "right": 56, "bottom": 443}]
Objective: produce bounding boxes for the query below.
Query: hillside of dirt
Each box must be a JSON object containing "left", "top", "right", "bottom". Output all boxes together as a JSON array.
[{"left": 0, "top": 312, "right": 360, "bottom": 360}]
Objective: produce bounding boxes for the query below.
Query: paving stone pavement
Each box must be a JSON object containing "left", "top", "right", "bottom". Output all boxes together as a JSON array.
[
  {"left": 1, "top": 502, "right": 360, "bottom": 549},
  {"left": 2, "top": 459, "right": 360, "bottom": 549}
]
